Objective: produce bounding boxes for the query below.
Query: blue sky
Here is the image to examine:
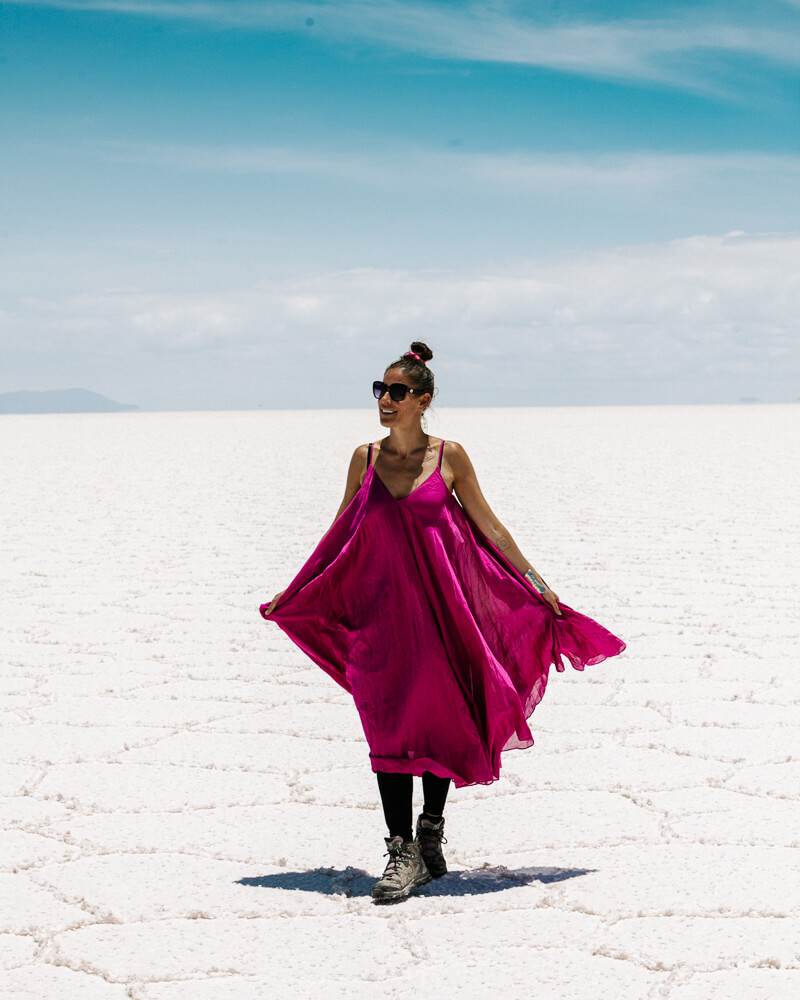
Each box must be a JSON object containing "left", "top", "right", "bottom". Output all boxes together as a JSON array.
[{"left": 1, "top": 0, "right": 798, "bottom": 409}]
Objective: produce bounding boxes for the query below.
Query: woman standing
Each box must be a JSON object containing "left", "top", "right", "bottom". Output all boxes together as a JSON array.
[{"left": 261, "top": 343, "right": 625, "bottom": 902}]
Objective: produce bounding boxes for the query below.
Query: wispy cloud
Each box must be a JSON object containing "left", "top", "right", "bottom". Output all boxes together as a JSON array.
[
  {"left": 7, "top": 1, "right": 800, "bottom": 91},
  {"left": 98, "top": 139, "right": 383, "bottom": 183},
  {"left": 96, "top": 139, "right": 800, "bottom": 223},
  {"left": 100, "top": 137, "right": 800, "bottom": 191},
  {"left": 460, "top": 150, "right": 800, "bottom": 194}
]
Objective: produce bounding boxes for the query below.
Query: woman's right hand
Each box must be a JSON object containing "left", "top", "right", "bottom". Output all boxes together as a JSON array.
[
  {"left": 260, "top": 591, "right": 285, "bottom": 619},
  {"left": 542, "top": 588, "right": 562, "bottom": 617}
]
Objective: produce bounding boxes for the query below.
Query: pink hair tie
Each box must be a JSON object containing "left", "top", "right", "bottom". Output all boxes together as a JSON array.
[{"left": 405, "top": 351, "right": 422, "bottom": 363}]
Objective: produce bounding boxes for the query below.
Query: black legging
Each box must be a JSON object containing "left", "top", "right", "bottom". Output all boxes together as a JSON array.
[{"left": 376, "top": 771, "right": 451, "bottom": 843}]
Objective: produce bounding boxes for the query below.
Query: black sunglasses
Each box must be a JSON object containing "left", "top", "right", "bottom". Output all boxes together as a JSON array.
[{"left": 372, "top": 380, "right": 419, "bottom": 402}]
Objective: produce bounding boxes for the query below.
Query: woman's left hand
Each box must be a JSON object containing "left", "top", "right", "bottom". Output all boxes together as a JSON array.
[
  {"left": 260, "top": 590, "right": 285, "bottom": 619},
  {"left": 543, "top": 588, "right": 562, "bottom": 617}
]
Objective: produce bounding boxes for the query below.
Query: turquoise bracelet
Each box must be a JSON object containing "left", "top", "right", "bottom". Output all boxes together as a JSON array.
[{"left": 524, "top": 569, "right": 547, "bottom": 594}]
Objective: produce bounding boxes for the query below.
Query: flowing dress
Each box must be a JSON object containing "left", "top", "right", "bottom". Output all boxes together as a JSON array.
[{"left": 262, "top": 440, "right": 625, "bottom": 787}]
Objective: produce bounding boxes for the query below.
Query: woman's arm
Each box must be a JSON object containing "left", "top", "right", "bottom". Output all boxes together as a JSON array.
[
  {"left": 262, "top": 444, "right": 370, "bottom": 618},
  {"left": 332, "top": 443, "right": 370, "bottom": 523},
  {"left": 447, "top": 441, "right": 562, "bottom": 616}
]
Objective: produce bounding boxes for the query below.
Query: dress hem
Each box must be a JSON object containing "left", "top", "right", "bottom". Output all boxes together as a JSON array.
[{"left": 369, "top": 754, "right": 501, "bottom": 789}]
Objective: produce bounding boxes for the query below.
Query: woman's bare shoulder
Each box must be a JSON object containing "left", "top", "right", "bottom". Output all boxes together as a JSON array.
[
  {"left": 442, "top": 439, "right": 470, "bottom": 464},
  {"left": 441, "top": 441, "right": 475, "bottom": 486},
  {"left": 348, "top": 442, "right": 372, "bottom": 471}
]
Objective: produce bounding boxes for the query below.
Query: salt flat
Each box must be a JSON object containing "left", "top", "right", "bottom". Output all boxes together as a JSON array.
[{"left": 1, "top": 404, "right": 798, "bottom": 1000}]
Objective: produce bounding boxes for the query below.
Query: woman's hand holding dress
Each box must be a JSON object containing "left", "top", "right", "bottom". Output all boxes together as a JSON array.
[
  {"left": 260, "top": 591, "right": 285, "bottom": 618},
  {"left": 540, "top": 588, "right": 562, "bottom": 617}
]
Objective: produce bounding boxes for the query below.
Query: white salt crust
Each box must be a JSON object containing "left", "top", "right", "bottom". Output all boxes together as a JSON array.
[{"left": 1, "top": 404, "right": 798, "bottom": 998}]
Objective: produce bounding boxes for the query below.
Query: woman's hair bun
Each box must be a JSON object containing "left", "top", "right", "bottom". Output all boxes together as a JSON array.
[
  {"left": 390, "top": 341, "right": 436, "bottom": 400},
  {"left": 409, "top": 341, "right": 434, "bottom": 363}
]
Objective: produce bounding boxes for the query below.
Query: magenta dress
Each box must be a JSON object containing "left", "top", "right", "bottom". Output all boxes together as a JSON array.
[{"left": 261, "top": 440, "right": 625, "bottom": 788}]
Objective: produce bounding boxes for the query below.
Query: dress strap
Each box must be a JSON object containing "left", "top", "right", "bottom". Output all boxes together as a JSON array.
[
  {"left": 367, "top": 442, "right": 374, "bottom": 467},
  {"left": 437, "top": 439, "right": 445, "bottom": 469}
]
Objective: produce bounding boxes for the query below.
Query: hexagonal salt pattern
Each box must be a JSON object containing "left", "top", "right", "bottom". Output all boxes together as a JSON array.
[{"left": 2, "top": 406, "right": 798, "bottom": 998}]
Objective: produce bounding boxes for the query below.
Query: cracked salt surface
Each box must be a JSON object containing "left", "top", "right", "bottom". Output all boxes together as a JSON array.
[{"left": 1, "top": 405, "right": 798, "bottom": 999}]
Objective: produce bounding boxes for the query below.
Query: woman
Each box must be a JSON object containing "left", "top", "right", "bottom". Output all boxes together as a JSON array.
[{"left": 261, "top": 342, "right": 625, "bottom": 903}]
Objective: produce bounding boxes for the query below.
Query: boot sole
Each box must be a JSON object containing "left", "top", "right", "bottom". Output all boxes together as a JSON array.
[{"left": 371, "top": 870, "right": 432, "bottom": 903}]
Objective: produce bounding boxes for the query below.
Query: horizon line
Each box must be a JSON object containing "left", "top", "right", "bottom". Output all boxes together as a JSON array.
[{"left": 2, "top": 400, "right": 797, "bottom": 417}]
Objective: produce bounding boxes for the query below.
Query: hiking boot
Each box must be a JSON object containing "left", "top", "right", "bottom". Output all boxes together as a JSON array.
[
  {"left": 415, "top": 814, "right": 447, "bottom": 878},
  {"left": 372, "top": 836, "right": 431, "bottom": 902}
]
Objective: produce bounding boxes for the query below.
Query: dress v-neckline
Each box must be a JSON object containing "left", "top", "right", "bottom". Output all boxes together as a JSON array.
[
  {"left": 370, "top": 464, "right": 442, "bottom": 502},
  {"left": 367, "top": 438, "right": 446, "bottom": 501}
]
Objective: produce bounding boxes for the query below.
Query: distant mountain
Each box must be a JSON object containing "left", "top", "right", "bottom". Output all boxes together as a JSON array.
[{"left": 0, "top": 389, "right": 138, "bottom": 414}]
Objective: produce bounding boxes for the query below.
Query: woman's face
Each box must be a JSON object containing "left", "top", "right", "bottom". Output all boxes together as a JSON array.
[{"left": 377, "top": 366, "right": 430, "bottom": 427}]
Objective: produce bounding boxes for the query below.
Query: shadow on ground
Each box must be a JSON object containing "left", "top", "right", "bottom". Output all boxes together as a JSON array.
[{"left": 237, "top": 865, "right": 595, "bottom": 898}]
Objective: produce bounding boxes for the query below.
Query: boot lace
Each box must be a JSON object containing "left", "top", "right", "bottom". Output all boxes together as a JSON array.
[
  {"left": 381, "top": 842, "right": 413, "bottom": 883},
  {"left": 418, "top": 825, "right": 447, "bottom": 857}
]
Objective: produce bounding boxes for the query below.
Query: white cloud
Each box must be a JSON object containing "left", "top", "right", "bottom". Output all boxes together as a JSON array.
[
  {"left": 7, "top": 1, "right": 799, "bottom": 90},
  {"left": 3, "top": 232, "right": 797, "bottom": 405}
]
